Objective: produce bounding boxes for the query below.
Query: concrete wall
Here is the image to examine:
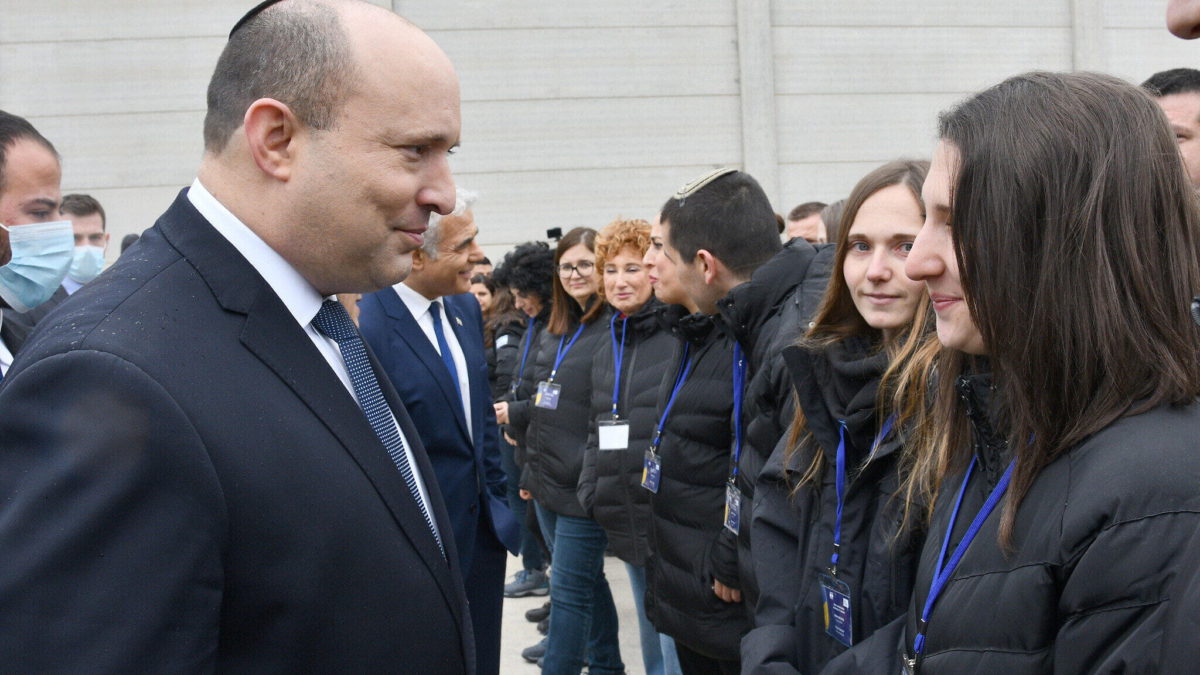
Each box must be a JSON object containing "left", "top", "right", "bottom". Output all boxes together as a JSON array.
[{"left": 1, "top": 0, "right": 1194, "bottom": 263}]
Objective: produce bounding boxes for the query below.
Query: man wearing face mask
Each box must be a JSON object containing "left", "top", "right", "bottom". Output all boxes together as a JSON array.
[
  {"left": 0, "top": 110, "right": 74, "bottom": 376},
  {"left": 60, "top": 194, "right": 109, "bottom": 294}
]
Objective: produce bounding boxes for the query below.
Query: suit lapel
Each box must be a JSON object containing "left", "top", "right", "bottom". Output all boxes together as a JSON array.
[
  {"left": 378, "top": 289, "right": 471, "bottom": 442},
  {"left": 442, "top": 297, "right": 484, "bottom": 446}
]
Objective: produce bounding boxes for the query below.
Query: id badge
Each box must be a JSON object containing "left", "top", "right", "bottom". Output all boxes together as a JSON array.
[
  {"left": 723, "top": 482, "right": 742, "bottom": 534},
  {"left": 535, "top": 381, "right": 562, "bottom": 409},
  {"left": 641, "top": 449, "right": 662, "bottom": 493},
  {"left": 598, "top": 417, "right": 631, "bottom": 451},
  {"left": 819, "top": 572, "right": 854, "bottom": 647}
]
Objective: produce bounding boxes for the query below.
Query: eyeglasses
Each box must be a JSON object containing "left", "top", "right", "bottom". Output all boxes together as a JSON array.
[{"left": 557, "top": 261, "right": 595, "bottom": 277}]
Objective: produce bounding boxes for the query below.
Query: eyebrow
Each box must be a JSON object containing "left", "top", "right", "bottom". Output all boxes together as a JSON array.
[{"left": 23, "top": 197, "right": 58, "bottom": 211}]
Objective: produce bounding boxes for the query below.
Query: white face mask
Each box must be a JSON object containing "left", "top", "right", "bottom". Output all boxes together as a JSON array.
[
  {"left": 0, "top": 220, "right": 74, "bottom": 312},
  {"left": 68, "top": 245, "right": 106, "bottom": 284}
]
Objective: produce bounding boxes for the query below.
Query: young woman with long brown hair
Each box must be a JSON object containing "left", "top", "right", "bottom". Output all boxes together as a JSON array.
[
  {"left": 743, "top": 159, "right": 934, "bottom": 673},
  {"left": 829, "top": 71, "right": 1200, "bottom": 674}
]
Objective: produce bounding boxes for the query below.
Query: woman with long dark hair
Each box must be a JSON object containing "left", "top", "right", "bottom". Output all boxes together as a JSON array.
[
  {"left": 508, "top": 227, "right": 623, "bottom": 674},
  {"left": 830, "top": 71, "right": 1200, "bottom": 673},
  {"left": 743, "top": 160, "right": 934, "bottom": 673}
]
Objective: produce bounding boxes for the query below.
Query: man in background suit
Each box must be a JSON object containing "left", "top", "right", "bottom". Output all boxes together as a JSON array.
[
  {"left": 0, "top": 1, "right": 476, "bottom": 671},
  {"left": 359, "top": 189, "right": 520, "bottom": 675}
]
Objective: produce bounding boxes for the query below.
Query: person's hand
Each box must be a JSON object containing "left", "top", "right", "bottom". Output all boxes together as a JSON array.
[
  {"left": 503, "top": 431, "right": 517, "bottom": 445},
  {"left": 494, "top": 401, "right": 509, "bottom": 424},
  {"left": 519, "top": 489, "right": 533, "bottom": 501},
  {"left": 713, "top": 579, "right": 742, "bottom": 603}
]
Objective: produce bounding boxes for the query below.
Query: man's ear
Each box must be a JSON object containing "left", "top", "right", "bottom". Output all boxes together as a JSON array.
[
  {"left": 410, "top": 247, "right": 428, "bottom": 273},
  {"left": 243, "top": 98, "right": 301, "bottom": 181},
  {"left": 695, "top": 249, "right": 720, "bottom": 285}
]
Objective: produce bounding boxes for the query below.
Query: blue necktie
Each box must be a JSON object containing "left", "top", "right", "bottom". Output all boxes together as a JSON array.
[
  {"left": 428, "top": 301, "right": 462, "bottom": 402},
  {"left": 311, "top": 299, "right": 444, "bottom": 557}
]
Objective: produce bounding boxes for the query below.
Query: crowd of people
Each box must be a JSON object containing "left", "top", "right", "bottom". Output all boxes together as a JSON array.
[{"left": 2, "top": 1, "right": 1200, "bottom": 674}]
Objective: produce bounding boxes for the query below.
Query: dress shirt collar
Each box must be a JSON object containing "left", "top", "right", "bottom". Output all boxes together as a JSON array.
[
  {"left": 394, "top": 280, "right": 441, "bottom": 321},
  {"left": 187, "top": 178, "right": 327, "bottom": 327}
]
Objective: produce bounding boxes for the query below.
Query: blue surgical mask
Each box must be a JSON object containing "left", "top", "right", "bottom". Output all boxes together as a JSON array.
[
  {"left": 0, "top": 220, "right": 74, "bottom": 312},
  {"left": 68, "top": 245, "right": 106, "bottom": 284}
]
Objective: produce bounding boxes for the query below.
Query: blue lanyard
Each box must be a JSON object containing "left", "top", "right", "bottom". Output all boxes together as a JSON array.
[
  {"left": 830, "top": 415, "right": 895, "bottom": 574},
  {"left": 911, "top": 456, "right": 1015, "bottom": 659},
  {"left": 548, "top": 323, "right": 586, "bottom": 382},
  {"left": 649, "top": 344, "right": 693, "bottom": 453},
  {"left": 609, "top": 313, "right": 628, "bottom": 416},
  {"left": 510, "top": 317, "right": 538, "bottom": 394},
  {"left": 730, "top": 343, "right": 747, "bottom": 478}
]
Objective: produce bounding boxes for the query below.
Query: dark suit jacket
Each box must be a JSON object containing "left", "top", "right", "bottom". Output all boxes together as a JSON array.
[
  {"left": 0, "top": 190, "right": 475, "bottom": 673},
  {"left": 358, "top": 288, "right": 520, "bottom": 576},
  {"left": 0, "top": 285, "right": 68, "bottom": 355}
]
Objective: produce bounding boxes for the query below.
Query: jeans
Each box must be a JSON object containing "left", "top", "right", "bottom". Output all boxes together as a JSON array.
[
  {"left": 534, "top": 503, "right": 623, "bottom": 675},
  {"left": 626, "top": 563, "right": 683, "bottom": 675},
  {"left": 501, "top": 439, "right": 545, "bottom": 571}
]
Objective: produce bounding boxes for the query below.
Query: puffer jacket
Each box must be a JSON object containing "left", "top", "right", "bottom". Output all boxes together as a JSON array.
[
  {"left": 710, "top": 241, "right": 835, "bottom": 609},
  {"left": 487, "top": 314, "right": 525, "bottom": 401},
  {"left": 518, "top": 302, "right": 610, "bottom": 518},
  {"left": 577, "top": 298, "right": 675, "bottom": 566},
  {"left": 825, "top": 373, "right": 1200, "bottom": 673},
  {"left": 502, "top": 307, "right": 549, "bottom": 454},
  {"left": 741, "top": 338, "right": 924, "bottom": 674},
  {"left": 643, "top": 306, "right": 748, "bottom": 661}
]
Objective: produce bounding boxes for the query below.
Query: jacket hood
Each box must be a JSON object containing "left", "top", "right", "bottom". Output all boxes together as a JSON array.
[{"left": 717, "top": 240, "right": 818, "bottom": 352}]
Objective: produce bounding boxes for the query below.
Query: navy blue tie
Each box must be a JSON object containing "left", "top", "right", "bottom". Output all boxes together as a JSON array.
[
  {"left": 428, "top": 301, "right": 462, "bottom": 402},
  {"left": 311, "top": 299, "right": 444, "bottom": 557}
]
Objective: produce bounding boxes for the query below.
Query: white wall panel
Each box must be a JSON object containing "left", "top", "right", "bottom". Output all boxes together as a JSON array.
[
  {"left": 773, "top": 26, "right": 1072, "bottom": 95},
  {"left": 453, "top": 95, "right": 741, "bottom": 174},
  {"left": 776, "top": 92, "right": 956, "bottom": 164},
  {"left": 1105, "top": 28, "right": 1200, "bottom": 84},
  {"left": 779, "top": 160, "right": 896, "bottom": 208},
  {"left": 772, "top": 1, "right": 1070, "bottom": 27},
  {"left": 435, "top": 27, "right": 739, "bottom": 102},
  {"left": 399, "top": 1, "right": 734, "bottom": 29}
]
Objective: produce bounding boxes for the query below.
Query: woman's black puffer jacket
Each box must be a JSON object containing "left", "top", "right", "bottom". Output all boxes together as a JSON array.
[
  {"left": 503, "top": 307, "right": 549, "bottom": 453},
  {"left": 643, "top": 306, "right": 749, "bottom": 661},
  {"left": 741, "top": 337, "right": 924, "bottom": 674},
  {"left": 825, "top": 373, "right": 1200, "bottom": 674},
  {"left": 518, "top": 302, "right": 610, "bottom": 518},
  {"left": 487, "top": 313, "right": 526, "bottom": 401},
  {"left": 577, "top": 298, "right": 675, "bottom": 566}
]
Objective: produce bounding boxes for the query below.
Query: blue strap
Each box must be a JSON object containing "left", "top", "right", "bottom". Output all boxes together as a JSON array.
[
  {"left": 830, "top": 415, "right": 895, "bottom": 573},
  {"left": 548, "top": 323, "right": 586, "bottom": 382},
  {"left": 510, "top": 316, "right": 537, "bottom": 395},
  {"left": 649, "top": 344, "right": 693, "bottom": 452},
  {"left": 609, "top": 313, "right": 628, "bottom": 416},
  {"left": 912, "top": 457, "right": 1015, "bottom": 658},
  {"left": 730, "top": 342, "right": 747, "bottom": 478}
]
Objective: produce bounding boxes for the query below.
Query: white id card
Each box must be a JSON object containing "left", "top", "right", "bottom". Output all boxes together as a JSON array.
[{"left": 597, "top": 417, "right": 630, "bottom": 451}]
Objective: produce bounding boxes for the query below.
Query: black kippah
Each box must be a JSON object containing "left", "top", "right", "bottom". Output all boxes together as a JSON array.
[{"left": 229, "top": 0, "right": 287, "bottom": 37}]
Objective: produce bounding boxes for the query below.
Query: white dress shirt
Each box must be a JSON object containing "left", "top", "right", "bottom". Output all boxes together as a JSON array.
[
  {"left": 393, "top": 282, "right": 473, "bottom": 438},
  {"left": 0, "top": 313, "right": 12, "bottom": 376},
  {"left": 186, "top": 179, "right": 438, "bottom": 532}
]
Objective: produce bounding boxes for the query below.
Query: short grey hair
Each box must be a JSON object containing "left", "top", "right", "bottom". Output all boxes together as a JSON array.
[{"left": 422, "top": 187, "right": 478, "bottom": 259}]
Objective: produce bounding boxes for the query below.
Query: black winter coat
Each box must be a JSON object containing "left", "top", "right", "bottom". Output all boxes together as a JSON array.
[
  {"left": 518, "top": 304, "right": 610, "bottom": 518},
  {"left": 643, "top": 306, "right": 748, "bottom": 661},
  {"left": 577, "top": 298, "right": 675, "bottom": 566},
  {"left": 742, "top": 338, "right": 924, "bottom": 673},
  {"left": 502, "top": 308, "right": 549, "bottom": 454},
  {"left": 486, "top": 314, "right": 525, "bottom": 401},
  {"left": 710, "top": 241, "right": 835, "bottom": 609},
  {"left": 825, "top": 374, "right": 1200, "bottom": 674}
]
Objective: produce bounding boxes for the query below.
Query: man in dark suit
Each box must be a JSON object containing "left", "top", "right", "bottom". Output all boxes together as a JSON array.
[
  {"left": 0, "top": 2, "right": 475, "bottom": 672},
  {"left": 359, "top": 190, "right": 520, "bottom": 675}
]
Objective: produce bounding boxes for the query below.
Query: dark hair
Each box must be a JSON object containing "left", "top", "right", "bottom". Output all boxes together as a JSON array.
[
  {"left": 120, "top": 233, "right": 140, "bottom": 253},
  {"left": 493, "top": 240, "right": 555, "bottom": 310},
  {"left": 933, "top": 71, "right": 1200, "bottom": 546},
  {"left": 203, "top": 1, "right": 355, "bottom": 153},
  {"left": 661, "top": 170, "right": 781, "bottom": 277},
  {"left": 788, "top": 201, "right": 827, "bottom": 222},
  {"left": 547, "top": 227, "right": 598, "bottom": 335},
  {"left": 60, "top": 194, "right": 106, "bottom": 229},
  {"left": 1142, "top": 67, "right": 1200, "bottom": 97},
  {"left": 785, "top": 159, "right": 934, "bottom": 488},
  {"left": 0, "top": 110, "right": 58, "bottom": 195},
  {"left": 477, "top": 256, "right": 491, "bottom": 266},
  {"left": 470, "top": 273, "right": 494, "bottom": 290}
]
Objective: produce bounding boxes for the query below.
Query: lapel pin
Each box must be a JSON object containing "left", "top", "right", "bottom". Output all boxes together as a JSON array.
[{"left": 455, "top": 317, "right": 463, "bottom": 326}]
